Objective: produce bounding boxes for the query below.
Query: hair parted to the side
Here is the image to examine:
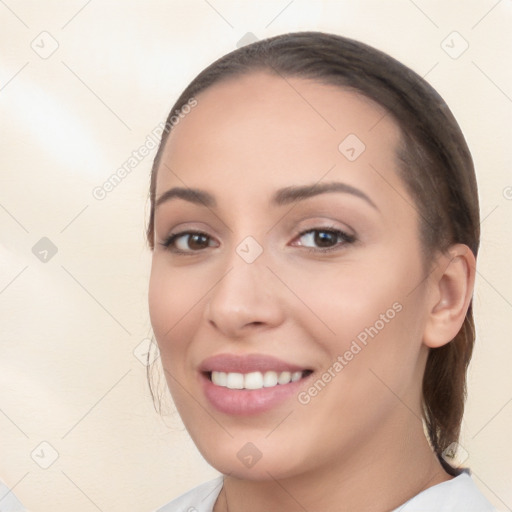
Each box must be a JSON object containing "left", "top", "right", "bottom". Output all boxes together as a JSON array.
[{"left": 145, "top": 31, "right": 479, "bottom": 475}]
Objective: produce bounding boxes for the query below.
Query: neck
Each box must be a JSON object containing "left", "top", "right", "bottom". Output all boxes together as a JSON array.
[{"left": 214, "top": 415, "right": 453, "bottom": 512}]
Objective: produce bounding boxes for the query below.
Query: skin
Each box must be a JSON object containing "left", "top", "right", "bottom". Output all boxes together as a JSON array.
[{"left": 148, "top": 71, "right": 475, "bottom": 512}]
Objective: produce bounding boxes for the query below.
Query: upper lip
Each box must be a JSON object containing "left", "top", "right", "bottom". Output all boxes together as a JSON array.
[{"left": 199, "top": 353, "right": 310, "bottom": 374}]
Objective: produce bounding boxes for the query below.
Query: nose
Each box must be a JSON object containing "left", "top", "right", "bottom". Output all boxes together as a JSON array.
[{"left": 204, "top": 253, "right": 286, "bottom": 339}]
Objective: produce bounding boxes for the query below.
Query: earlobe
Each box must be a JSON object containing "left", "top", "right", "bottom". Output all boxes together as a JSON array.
[{"left": 423, "top": 244, "right": 476, "bottom": 349}]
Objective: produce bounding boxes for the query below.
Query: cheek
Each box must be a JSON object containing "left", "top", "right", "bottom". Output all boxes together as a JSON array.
[
  {"left": 148, "top": 260, "right": 211, "bottom": 409},
  {"left": 148, "top": 259, "right": 208, "bottom": 356},
  {"left": 286, "top": 255, "right": 417, "bottom": 342},
  {"left": 286, "top": 248, "right": 426, "bottom": 394},
  {"left": 289, "top": 283, "right": 426, "bottom": 453}
]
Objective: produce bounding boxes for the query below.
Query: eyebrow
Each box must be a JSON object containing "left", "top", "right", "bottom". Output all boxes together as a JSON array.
[
  {"left": 155, "top": 182, "right": 378, "bottom": 211},
  {"left": 273, "top": 182, "right": 378, "bottom": 210},
  {"left": 155, "top": 187, "right": 216, "bottom": 209}
]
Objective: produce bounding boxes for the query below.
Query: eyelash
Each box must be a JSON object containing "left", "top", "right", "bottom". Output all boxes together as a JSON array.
[
  {"left": 295, "top": 226, "right": 356, "bottom": 253},
  {"left": 159, "top": 227, "right": 356, "bottom": 255}
]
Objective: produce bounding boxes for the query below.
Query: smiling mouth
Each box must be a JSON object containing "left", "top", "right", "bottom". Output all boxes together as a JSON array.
[{"left": 206, "top": 370, "right": 313, "bottom": 390}]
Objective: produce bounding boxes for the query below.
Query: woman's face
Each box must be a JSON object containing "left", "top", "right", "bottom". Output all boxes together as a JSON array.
[{"left": 148, "top": 71, "right": 434, "bottom": 480}]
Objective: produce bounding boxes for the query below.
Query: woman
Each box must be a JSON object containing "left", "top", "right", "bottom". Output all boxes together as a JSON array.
[{"left": 146, "top": 31, "right": 497, "bottom": 511}]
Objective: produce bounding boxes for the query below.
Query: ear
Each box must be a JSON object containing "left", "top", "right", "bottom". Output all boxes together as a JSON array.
[{"left": 423, "top": 244, "right": 476, "bottom": 349}]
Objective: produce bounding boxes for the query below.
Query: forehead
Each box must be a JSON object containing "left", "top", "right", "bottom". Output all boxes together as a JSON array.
[{"left": 157, "top": 71, "right": 403, "bottom": 198}]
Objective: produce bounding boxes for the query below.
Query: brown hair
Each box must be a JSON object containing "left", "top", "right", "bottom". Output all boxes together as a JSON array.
[{"left": 146, "top": 31, "right": 479, "bottom": 474}]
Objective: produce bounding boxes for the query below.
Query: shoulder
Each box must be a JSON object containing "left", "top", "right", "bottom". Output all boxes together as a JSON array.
[
  {"left": 393, "top": 468, "right": 498, "bottom": 511},
  {"left": 153, "top": 476, "right": 224, "bottom": 512}
]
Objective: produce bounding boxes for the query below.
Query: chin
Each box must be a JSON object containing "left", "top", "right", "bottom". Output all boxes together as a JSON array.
[{"left": 195, "top": 437, "right": 309, "bottom": 481}]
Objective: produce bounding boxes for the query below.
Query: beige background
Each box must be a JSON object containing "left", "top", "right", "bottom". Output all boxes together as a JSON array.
[{"left": 1, "top": 1, "right": 511, "bottom": 511}]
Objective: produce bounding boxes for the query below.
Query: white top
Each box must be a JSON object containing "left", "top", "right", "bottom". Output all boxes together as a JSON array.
[
  {"left": 0, "top": 479, "right": 27, "bottom": 512},
  {"left": 154, "top": 469, "right": 498, "bottom": 512}
]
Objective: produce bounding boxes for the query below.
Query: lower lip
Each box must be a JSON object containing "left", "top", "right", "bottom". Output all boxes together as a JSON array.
[{"left": 200, "top": 372, "right": 312, "bottom": 416}]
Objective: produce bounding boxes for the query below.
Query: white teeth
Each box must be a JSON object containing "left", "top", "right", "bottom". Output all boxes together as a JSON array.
[
  {"left": 226, "top": 372, "right": 244, "bottom": 389},
  {"left": 277, "top": 371, "right": 291, "bottom": 384},
  {"left": 210, "top": 370, "right": 307, "bottom": 390},
  {"left": 263, "top": 371, "right": 278, "bottom": 387},
  {"left": 291, "top": 371, "right": 302, "bottom": 382},
  {"left": 211, "top": 371, "right": 227, "bottom": 386},
  {"left": 244, "top": 372, "right": 263, "bottom": 390}
]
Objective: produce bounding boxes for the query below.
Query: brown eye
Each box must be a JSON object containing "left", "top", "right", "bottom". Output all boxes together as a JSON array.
[
  {"left": 186, "top": 233, "right": 210, "bottom": 250},
  {"left": 295, "top": 228, "right": 356, "bottom": 252},
  {"left": 313, "top": 231, "right": 338, "bottom": 247},
  {"left": 160, "top": 231, "right": 216, "bottom": 253}
]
